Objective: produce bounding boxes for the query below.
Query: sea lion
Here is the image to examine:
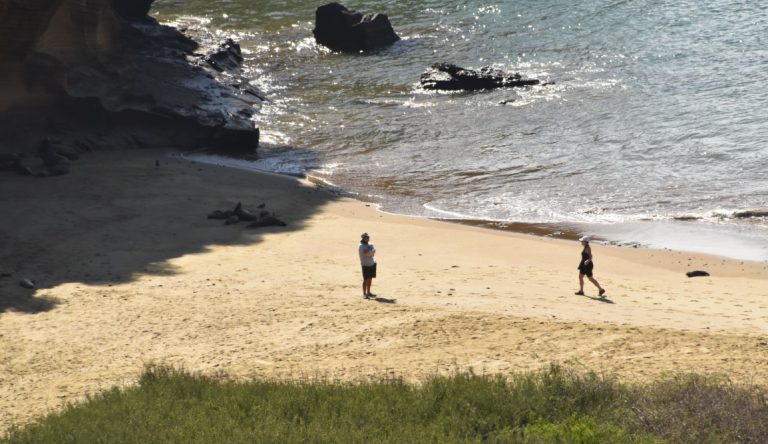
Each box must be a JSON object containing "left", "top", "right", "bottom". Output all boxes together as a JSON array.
[
  {"left": 233, "top": 201, "right": 257, "bottom": 221},
  {"left": 207, "top": 210, "right": 232, "bottom": 220},
  {"left": 247, "top": 214, "right": 287, "bottom": 228}
]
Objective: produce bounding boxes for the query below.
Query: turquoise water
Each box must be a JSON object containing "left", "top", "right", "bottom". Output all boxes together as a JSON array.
[{"left": 155, "top": 1, "right": 768, "bottom": 261}]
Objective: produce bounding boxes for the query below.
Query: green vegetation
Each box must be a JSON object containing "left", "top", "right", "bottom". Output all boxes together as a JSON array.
[{"left": 4, "top": 365, "right": 767, "bottom": 444}]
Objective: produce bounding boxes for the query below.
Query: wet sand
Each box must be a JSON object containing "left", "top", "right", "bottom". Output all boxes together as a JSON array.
[{"left": 1, "top": 150, "right": 767, "bottom": 433}]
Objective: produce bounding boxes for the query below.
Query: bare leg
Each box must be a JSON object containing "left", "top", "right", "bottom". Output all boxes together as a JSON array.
[
  {"left": 363, "top": 278, "right": 373, "bottom": 297},
  {"left": 588, "top": 276, "right": 605, "bottom": 296},
  {"left": 575, "top": 274, "right": 585, "bottom": 294}
]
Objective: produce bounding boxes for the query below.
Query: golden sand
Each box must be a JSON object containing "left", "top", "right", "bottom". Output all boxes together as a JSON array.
[{"left": 1, "top": 150, "right": 767, "bottom": 431}]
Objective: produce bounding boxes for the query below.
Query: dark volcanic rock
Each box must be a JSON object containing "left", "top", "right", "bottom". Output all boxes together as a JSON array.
[
  {"left": 313, "top": 3, "right": 400, "bottom": 53},
  {"left": 733, "top": 209, "right": 768, "bottom": 219},
  {"left": 0, "top": 0, "right": 264, "bottom": 158},
  {"left": 113, "top": 0, "right": 154, "bottom": 21},
  {"left": 206, "top": 38, "right": 244, "bottom": 72},
  {"left": 686, "top": 270, "right": 710, "bottom": 278},
  {"left": 421, "top": 63, "right": 541, "bottom": 91}
]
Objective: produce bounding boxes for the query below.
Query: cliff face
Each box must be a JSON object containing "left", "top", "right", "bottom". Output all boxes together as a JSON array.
[{"left": 0, "top": 0, "right": 262, "bottom": 167}]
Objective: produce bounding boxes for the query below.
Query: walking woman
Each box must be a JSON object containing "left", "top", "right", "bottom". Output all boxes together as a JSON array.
[{"left": 575, "top": 236, "right": 606, "bottom": 297}]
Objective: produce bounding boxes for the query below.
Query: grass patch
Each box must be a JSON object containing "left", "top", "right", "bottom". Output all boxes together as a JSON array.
[{"left": 4, "top": 365, "right": 767, "bottom": 443}]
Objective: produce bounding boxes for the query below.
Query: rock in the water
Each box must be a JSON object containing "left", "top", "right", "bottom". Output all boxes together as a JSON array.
[
  {"left": 206, "top": 38, "right": 243, "bottom": 72},
  {"left": 224, "top": 215, "right": 240, "bottom": 225},
  {"left": 733, "top": 209, "right": 768, "bottom": 219},
  {"left": 313, "top": 3, "right": 400, "bottom": 53},
  {"left": 686, "top": 270, "right": 710, "bottom": 278},
  {"left": 420, "top": 63, "right": 541, "bottom": 91}
]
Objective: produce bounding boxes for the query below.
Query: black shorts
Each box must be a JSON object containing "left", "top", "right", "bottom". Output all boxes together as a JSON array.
[
  {"left": 362, "top": 263, "right": 377, "bottom": 279},
  {"left": 578, "top": 263, "right": 594, "bottom": 278}
]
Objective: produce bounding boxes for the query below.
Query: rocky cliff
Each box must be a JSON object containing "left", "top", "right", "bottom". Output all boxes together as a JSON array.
[{"left": 0, "top": 0, "right": 263, "bottom": 175}]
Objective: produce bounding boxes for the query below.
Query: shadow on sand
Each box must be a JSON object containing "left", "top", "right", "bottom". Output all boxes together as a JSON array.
[
  {"left": 372, "top": 296, "right": 397, "bottom": 304},
  {"left": 580, "top": 294, "right": 615, "bottom": 304},
  {"left": 0, "top": 148, "right": 336, "bottom": 314},
  {"left": 0, "top": 279, "right": 61, "bottom": 313}
]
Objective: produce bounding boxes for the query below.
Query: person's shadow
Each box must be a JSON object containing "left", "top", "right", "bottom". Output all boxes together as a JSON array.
[
  {"left": 579, "top": 294, "right": 615, "bottom": 304},
  {"left": 370, "top": 296, "right": 396, "bottom": 304}
]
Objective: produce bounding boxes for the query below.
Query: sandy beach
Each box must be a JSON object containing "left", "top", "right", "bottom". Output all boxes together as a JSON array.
[{"left": 1, "top": 150, "right": 767, "bottom": 433}]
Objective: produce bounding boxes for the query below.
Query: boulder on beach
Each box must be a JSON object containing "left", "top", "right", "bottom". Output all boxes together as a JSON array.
[
  {"left": 686, "top": 270, "right": 710, "bottom": 278},
  {"left": 420, "top": 63, "right": 542, "bottom": 91},
  {"left": 313, "top": 3, "right": 400, "bottom": 53}
]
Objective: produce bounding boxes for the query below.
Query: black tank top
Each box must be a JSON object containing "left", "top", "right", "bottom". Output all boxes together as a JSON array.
[{"left": 579, "top": 249, "right": 592, "bottom": 268}]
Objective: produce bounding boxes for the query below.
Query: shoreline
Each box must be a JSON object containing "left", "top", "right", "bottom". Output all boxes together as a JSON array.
[
  {"left": 2, "top": 149, "right": 767, "bottom": 432},
  {"left": 186, "top": 151, "right": 768, "bottom": 264}
]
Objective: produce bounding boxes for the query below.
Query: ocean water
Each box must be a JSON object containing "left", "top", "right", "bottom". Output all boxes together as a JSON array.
[{"left": 154, "top": 0, "right": 768, "bottom": 262}]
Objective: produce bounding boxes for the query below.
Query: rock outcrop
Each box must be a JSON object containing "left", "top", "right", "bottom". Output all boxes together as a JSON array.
[
  {"left": 0, "top": 0, "right": 263, "bottom": 170},
  {"left": 312, "top": 3, "right": 400, "bottom": 53},
  {"left": 420, "top": 63, "right": 542, "bottom": 91}
]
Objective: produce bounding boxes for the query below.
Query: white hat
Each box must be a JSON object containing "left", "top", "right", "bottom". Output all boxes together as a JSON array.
[{"left": 579, "top": 235, "right": 590, "bottom": 242}]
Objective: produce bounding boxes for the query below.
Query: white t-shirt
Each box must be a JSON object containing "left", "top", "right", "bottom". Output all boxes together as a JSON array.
[{"left": 359, "top": 243, "right": 376, "bottom": 266}]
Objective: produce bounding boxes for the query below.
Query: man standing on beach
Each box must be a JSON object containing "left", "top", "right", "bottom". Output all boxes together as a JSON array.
[{"left": 359, "top": 232, "right": 376, "bottom": 298}]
